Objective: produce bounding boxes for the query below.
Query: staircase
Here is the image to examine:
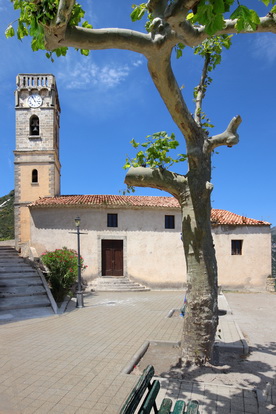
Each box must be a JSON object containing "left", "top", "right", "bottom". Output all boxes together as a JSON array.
[
  {"left": 88, "top": 276, "right": 150, "bottom": 292},
  {"left": 0, "top": 246, "right": 55, "bottom": 318}
]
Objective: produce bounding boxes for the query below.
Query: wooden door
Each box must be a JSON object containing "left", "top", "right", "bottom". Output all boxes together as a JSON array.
[{"left": 102, "top": 240, "right": 123, "bottom": 276}]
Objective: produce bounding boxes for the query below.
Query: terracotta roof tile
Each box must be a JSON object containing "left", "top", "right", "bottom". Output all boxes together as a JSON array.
[
  {"left": 29, "top": 195, "right": 270, "bottom": 226},
  {"left": 30, "top": 194, "right": 180, "bottom": 209},
  {"left": 210, "top": 209, "right": 270, "bottom": 226}
]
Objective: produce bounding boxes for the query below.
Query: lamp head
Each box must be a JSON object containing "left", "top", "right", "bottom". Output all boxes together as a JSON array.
[{"left": 74, "top": 217, "right": 81, "bottom": 227}]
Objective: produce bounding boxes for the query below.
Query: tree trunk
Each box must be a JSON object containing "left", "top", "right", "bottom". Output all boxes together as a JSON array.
[
  {"left": 125, "top": 153, "right": 218, "bottom": 365},
  {"left": 179, "top": 177, "right": 218, "bottom": 365}
]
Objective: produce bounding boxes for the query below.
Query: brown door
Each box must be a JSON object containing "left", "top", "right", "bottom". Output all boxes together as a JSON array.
[{"left": 102, "top": 240, "right": 123, "bottom": 276}]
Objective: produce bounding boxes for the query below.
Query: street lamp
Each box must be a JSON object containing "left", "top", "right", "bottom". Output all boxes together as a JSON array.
[{"left": 74, "top": 216, "right": 84, "bottom": 308}]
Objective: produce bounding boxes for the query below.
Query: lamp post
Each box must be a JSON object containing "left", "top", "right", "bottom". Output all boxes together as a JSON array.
[{"left": 74, "top": 216, "right": 84, "bottom": 308}]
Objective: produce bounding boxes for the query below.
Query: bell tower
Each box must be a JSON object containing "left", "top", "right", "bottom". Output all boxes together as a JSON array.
[{"left": 14, "top": 74, "right": 61, "bottom": 251}]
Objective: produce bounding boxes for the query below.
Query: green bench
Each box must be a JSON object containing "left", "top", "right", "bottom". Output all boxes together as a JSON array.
[{"left": 120, "top": 365, "right": 199, "bottom": 414}]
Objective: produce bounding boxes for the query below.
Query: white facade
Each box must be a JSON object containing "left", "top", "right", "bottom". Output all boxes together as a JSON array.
[{"left": 29, "top": 203, "right": 271, "bottom": 290}]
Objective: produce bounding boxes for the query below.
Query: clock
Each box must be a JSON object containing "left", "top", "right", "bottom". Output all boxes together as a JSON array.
[{"left": 28, "top": 94, "right": 43, "bottom": 108}]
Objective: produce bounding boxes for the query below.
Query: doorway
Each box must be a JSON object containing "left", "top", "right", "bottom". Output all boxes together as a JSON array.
[{"left": 102, "top": 239, "right": 123, "bottom": 276}]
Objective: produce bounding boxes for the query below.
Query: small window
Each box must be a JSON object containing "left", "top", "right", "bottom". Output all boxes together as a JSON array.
[
  {"left": 32, "top": 169, "right": 38, "bottom": 183},
  {"left": 30, "top": 115, "right": 40, "bottom": 136},
  {"left": 231, "top": 240, "right": 243, "bottom": 255},
  {"left": 107, "top": 213, "right": 118, "bottom": 227},
  {"left": 165, "top": 215, "right": 175, "bottom": 229}
]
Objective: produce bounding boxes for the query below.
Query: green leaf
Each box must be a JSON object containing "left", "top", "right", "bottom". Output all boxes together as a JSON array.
[
  {"left": 186, "top": 12, "right": 194, "bottom": 21},
  {"left": 124, "top": 132, "right": 187, "bottom": 169},
  {"left": 80, "top": 49, "right": 90, "bottom": 56},
  {"left": 130, "top": 4, "right": 147, "bottom": 22},
  {"left": 5, "top": 25, "right": 15, "bottom": 38},
  {"left": 130, "top": 139, "right": 139, "bottom": 148},
  {"left": 82, "top": 21, "right": 93, "bottom": 29},
  {"left": 213, "top": 0, "right": 225, "bottom": 14}
]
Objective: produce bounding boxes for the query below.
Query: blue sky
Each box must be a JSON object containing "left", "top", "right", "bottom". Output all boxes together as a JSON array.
[{"left": 0, "top": 1, "right": 275, "bottom": 225}]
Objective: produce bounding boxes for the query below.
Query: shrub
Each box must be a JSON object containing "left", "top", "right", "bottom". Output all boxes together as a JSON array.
[{"left": 41, "top": 247, "right": 87, "bottom": 303}]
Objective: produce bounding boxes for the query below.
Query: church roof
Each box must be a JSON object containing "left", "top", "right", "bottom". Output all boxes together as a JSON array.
[{"left": 29, "top": 195, "right": 270, "bottom": 226}]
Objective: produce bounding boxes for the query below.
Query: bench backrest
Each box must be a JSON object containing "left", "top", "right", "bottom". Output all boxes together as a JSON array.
[
  {"left": 120, "top": 365, "right": 200, "bottom": 414},
  {"left": 120, "top": 365, "right": 157, "bottom": 414}
]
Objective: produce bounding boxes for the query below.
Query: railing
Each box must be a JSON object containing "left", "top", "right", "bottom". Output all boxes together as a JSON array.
[{"left": 17, "top": 74, "right": 55, "bottom": 88}]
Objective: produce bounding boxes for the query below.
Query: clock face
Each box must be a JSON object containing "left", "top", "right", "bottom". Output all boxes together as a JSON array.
[{"left": 28, "top": 94, "right": 43, "bottom": 108}]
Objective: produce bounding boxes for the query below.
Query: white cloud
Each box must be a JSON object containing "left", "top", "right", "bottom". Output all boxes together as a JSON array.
[
  {"left": 132, "top": 59, "right": 143, "bottom": 67},
  {"left": 252, "top": 33, "right": 276, "bottom": 65},
  {"left": 57, "top": 55, "right": 142, "bottom": 90}
]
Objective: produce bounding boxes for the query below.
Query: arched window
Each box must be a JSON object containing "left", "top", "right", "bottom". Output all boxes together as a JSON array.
[
  {"left": 32, "top": 169, "right": 38, "bottom": 183},
  {"left": 30, "top": 115, "right": 40, "bottom": 136}
]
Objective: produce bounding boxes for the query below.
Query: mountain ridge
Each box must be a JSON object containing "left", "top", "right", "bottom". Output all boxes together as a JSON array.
[{"left": 0, "top": 190, "right": 14, "bottom": 240}]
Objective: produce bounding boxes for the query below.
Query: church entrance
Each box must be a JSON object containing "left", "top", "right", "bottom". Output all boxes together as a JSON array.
[{"left": 101, "top": 240, "right": 123, "bottom": 276}]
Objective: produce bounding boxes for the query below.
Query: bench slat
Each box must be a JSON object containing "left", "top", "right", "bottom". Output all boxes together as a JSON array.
[
  {"left": 186, "top": 400, "right": 200, "bottom": 414},
  {"left": 120, "top": 366, "right": 155, "bottom": 414},
  {"left": 158, "top": 398, "right": 172, "bottom": 414},
  {"left": 120, "top": 365, "right": 200, "bottom": 414},
  {"left": 171, "top": 400, "right": 186, "bottom": 414},
  {"left": 138, "top": 380, "right": 160, "bottom": 414}
]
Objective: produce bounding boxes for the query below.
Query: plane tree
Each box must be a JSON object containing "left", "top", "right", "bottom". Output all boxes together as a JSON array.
[{"left": 7, "top": 0, "right": 276, "bottom": 365}]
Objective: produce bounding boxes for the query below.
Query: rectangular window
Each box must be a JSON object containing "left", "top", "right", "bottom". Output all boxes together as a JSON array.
[
  {"left": 107, "top": 213, "right": 118, "bottom": 228},
  {"left": 165, "top": 215, "right": 175, "bottom": 229},
  {"left": 231, "top": 240, "right": 243, "bottom": 255}
]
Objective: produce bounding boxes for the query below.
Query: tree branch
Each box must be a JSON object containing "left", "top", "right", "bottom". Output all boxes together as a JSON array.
[
  {"left": 45, "top": 26, "right": 154, "bottom": 55},
  {"left": 55, "top": 0, "right": 75, "bottom": 26},
  {"left": 164, "top": 0, "right": 198, "bottom": 29},
  {"left": 147, "top": 55, "right": 203, "bottom": 147},
  {"left": 125, "top": 166, "right": 188, "bottom": 199},
  {"left": 194, "top": 53, "right": 210, "bottom": 125},
  {"left": 147, "top": 0, "right": 168, "bottom": 18},
  {"left": 175, "top": 14, "right": 276, "bottom": 47},
  {"left": 204, "top": 115, "right": 242, "bottom": 153}
]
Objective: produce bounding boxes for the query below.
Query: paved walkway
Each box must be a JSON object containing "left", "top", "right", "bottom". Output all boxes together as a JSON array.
[{"left": 0, "top": 291, "right": 274, "bottom": 413}]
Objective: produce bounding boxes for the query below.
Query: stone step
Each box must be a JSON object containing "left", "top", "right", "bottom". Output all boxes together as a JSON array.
[
  {"left": 91, "top": 277, "right": 140, "bottom": 283},
  {"left": 91, "top": 281, "right": 143, "bottom": 286},
  {"left": 0, "top": 285, "right": 46, "bottom": 298},
  {"left": 0, "top": 277, "right": 42, "bottom": 287},
  {"left": 0, "top": 247, "right": 17, "bottom": 252},
  {"left": 0, "top": 252, "right": 19, "bottom": 256},
  {"left": 0, "top": 272, "right": 38, "bottom": 278},
  {"left": 94, "top": 288, "right": 150, "bottom": 292},
  {"left": 90, "top": 286, "right": 150, "bottom": 292},
  {"left": 88, "top": 277, "right": 150, "bottom": 292},
  {"left": 91, "top": 283, "right": 146, "bottom": 289},
  {"left": 0, "top": 251, "right": 19, "bottom": 256},
  {"left": 0, "top": 295, "right": 52, "bottom": 311},
  {"left": 0, "top": 258, "right": 27, "bottom": 264},
  {"left": 0, "top": 247, "right": 55, "bottom": 314},
  {"left": 0, "top": 260, "right": 32, "bottom": 272}
]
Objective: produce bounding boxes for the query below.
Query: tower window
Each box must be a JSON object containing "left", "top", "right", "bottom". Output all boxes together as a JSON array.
[
  {"left": 231, "top": 240, "right": 243, "bottom": 255},
  {"left": 32, "top": 169, "right": 38, "bottom": 183},
  {"left": 165, "top": 215, "right": 175, "bottom": 229},
  {"left": 30, "top": 115, "right": 40, "bottom": 136}
]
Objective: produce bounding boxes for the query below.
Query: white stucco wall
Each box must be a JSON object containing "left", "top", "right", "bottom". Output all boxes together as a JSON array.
[
  {"left": 30, "top": 206, "right": 186, "bottom": 288},
  {"left": 212, "top": 225, "right": 271, "bottom": 290},
  {"left": 29, "top": 206, "right": 271, "bottom": 290}
]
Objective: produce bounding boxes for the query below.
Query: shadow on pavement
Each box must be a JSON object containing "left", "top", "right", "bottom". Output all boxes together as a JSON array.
[{"left": 158, "top": 342, "right": 276, "bottom": 413}]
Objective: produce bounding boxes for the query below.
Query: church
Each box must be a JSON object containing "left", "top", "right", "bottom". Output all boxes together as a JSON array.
[{"left": 14, "top": 74, "right": 272, "bottom": 290}]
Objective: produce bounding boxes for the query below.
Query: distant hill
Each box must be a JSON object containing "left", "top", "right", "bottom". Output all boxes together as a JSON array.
[{"left": 0, "top": 190, "right": 14, "bottom": 240}]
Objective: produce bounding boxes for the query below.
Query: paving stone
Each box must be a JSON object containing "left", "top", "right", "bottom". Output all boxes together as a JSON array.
[{"left": 0, "top": 291, "right": 270, "bottom": 414}]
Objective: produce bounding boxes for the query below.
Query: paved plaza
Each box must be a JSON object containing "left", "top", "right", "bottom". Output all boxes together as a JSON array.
[{"left": 0, "top": 291, "right": 276, "bottom": 413}]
